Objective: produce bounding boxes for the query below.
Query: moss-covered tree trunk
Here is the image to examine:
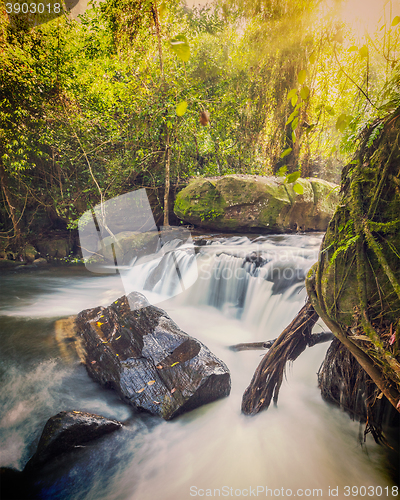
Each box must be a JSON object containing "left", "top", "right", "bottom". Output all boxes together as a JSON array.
[
  {"left": 306, "top": 108, "right": 400, "bottom": 414},
  {"left": 242, "top": 107, "right": 400, "bottom": 426}
]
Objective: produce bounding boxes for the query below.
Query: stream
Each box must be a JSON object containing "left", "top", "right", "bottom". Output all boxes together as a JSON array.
[{"left": 0, "top": 233, "right": 396, "bottom": 499}]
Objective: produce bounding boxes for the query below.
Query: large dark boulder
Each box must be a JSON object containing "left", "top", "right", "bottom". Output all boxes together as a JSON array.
[
  {"left": 0, "top": 411, "right": 122, "bottom": 500},
  {"left": 76, "top": 292, "right": 231, "bottom": 420},
  {"left": 24, "top": 411, "right": 122, "bottom": 471}
]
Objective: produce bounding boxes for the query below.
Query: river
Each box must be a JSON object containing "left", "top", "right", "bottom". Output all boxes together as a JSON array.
[{"left": 0, "top": 233, "right": 396, "bottom": 499}]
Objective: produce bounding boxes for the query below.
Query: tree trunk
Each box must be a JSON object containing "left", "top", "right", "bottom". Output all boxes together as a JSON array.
[
  {"left": 151, "top": 1, "right": 163, "bottom": 78},
  {"left": 0, "top": 160, "right": 21, "bottom": 243},
  {"left": 163, "top": 133, "right": 170, "bottom": 227}
]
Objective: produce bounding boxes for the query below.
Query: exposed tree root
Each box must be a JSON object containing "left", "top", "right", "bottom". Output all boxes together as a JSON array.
[
  {"left": 241, "top": 299, "right": 318, "bottom": 415},
  {"left": 319, "top": 337, "right": 400, "bottom": 444}
]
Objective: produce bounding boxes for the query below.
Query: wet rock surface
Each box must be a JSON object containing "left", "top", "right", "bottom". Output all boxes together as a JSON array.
[
  {"left": 76, "top": 292, "right": 231, "bottom": 420},
  {"left": 24, "top": 411, "right": 123, "bottom": 471},
  {"left": 0, "top": 411, "right": 122, "bottom": 500}
]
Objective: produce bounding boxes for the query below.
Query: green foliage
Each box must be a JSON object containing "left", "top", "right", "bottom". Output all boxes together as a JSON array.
[
  {"left": 200, "top": 208, "right": 224, "bottom": 221},
  {"left": 286, "top": 171, "right": 300, "bottom": 183},
  {"left": 297, "top": 69, "right": 307, "bottom": 85},
  {"left": 176, "top": 101, "right": 188, "bottom": 116},
  {"left": 335, "top": 113, "right": 352, "bottom": 133},
  {"left": 293, "top": 183, "right": 304, "bottom": 195},
  {"left": 2, "top": 0, "right": 400, "bottom": 237},
  {"left": 280, "top": 147, "right": 292, "bottom": 159},
  {"left": 169, "top": 34, "right": 190, "bottom": 62}
]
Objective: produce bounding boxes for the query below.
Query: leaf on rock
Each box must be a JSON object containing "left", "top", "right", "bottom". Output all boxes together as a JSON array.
[
  {"left": 137, "top": 387, "right": 145, "bottom": 393},
  {"left": 293, "top": 182, "right": 304, "bottom": 195},
  {"left": 286, "top": 171, "right": 300, "bottom": 184},
  {"left": 148, "top": 380, "right": 156, "bottom": 385}
]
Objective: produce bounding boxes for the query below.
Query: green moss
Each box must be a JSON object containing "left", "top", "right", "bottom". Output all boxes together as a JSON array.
[
  {"left": 174, "top": 179, "right": 226, "bottom": 224},
  {"left": 174, "top": 175, "right": 337, "bottom": 232}
]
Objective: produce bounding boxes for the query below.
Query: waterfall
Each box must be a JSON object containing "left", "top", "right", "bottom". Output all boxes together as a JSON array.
[
  {"left": 0, "top": 232, "right": 394, "bottom": 500},
  {"left": 120, "top": 234, "right": 322, "bottom": 337}
]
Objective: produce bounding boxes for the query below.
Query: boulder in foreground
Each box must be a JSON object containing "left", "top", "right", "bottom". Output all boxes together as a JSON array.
[
  {"left": 25, "top": 411, "right": 122, "bottom": 471},
  {"left": 76, "top": 292, "right": 231, "bottom": 420}
]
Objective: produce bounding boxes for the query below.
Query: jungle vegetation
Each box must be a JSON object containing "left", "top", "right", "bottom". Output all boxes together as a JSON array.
[{"left": 1, "top": 0, "right": 400, "bottom": 243}]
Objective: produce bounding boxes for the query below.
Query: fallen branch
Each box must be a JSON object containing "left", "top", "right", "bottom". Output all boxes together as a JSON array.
[
  {"left": 230, "top": 331, "right": 333, "bottom": 351},
  {"left": 241, "top": 299, "right": 319, "bottom": 415}
]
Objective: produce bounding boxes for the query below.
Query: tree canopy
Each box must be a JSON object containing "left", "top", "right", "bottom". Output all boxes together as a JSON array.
[{"left": 1, "top": 0, "right": 400, "bottom": 241}]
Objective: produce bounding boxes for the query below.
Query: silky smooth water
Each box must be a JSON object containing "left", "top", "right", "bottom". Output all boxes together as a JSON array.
[{"left": 0, "top": 234, "right": 396, "bottom": 500}]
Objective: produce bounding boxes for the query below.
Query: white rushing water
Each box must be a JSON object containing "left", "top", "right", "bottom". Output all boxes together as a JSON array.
[{"left": 0, "top": 234, "right": 396, "bottom": 499}]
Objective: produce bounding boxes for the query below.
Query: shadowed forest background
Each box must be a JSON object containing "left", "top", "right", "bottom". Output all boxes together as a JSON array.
[{"left": 1, "top": 0, "right": 400, "bottom": 244}]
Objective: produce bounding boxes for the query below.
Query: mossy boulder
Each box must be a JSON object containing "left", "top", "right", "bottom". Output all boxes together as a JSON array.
[
  {"left": 174, "top": 175, "right": 338, "bottom": 233},
  {"left": 37, "top": 238, "right": 71, "bottom": 259}
]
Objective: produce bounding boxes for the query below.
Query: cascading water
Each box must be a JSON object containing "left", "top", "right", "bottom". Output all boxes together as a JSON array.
[{"left": 0, "top": 234, "right": 397, "bottom": 500}]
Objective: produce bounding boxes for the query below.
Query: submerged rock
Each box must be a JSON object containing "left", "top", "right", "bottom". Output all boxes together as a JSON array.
[
  {"left": 76, "top": 292, "right": 231, "bottom": 420},
  {"left": 174, "top": 175, "right": 338, "bottom": 232},
  {"left": 32, "top": 257, "right": 48, "bottom": 266},
  {"left": 24, "top": 411, "right": 122, "bottom": 471}
]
